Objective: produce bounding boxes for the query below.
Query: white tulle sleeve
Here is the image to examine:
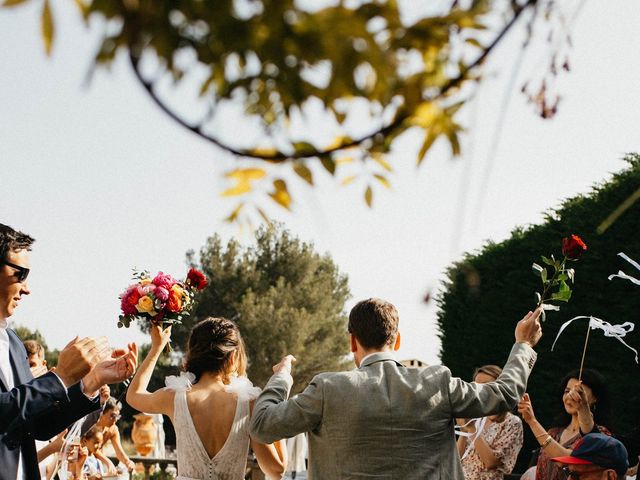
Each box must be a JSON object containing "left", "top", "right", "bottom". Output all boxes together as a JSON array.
[
  {"left": 164, "top": 371, "right": 196, "bottom": 392},
  {"left": 224, "top": 376, "right": 262, "bottom": 401}
]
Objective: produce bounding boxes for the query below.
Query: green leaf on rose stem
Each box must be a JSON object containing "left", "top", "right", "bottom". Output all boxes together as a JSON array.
[
  {"left": 541, "top": 256, "right": 555, "bottom": 266},
  {"left": 541, "top": 268, "right": 547, "bottom": 283},
  {"left": 556, "top": 273, "right": 568, "bottom": 282},
  {"left": 550, "top": 282, "right": 572, "bottom": 302}
]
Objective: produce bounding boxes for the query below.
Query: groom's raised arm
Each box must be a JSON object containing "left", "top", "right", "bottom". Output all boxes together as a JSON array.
[{"left": 250, "top": 356, "right": 323, "bottom": 444}]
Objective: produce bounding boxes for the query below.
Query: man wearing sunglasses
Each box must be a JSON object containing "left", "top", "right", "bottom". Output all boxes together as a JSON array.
[
  {"left": 551, "top": 433, "right": 629, "bottom": 479},
  {"left": 0, "top": 223, "right": 138, "bottom": 480}
]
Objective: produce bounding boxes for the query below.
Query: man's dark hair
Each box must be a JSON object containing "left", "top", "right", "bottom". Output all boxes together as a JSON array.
[
  {"left": 348, "top": 298, "right": 399, "bottom": 349},
  {"left": 0, "top": 223, "right": 35, "bottom": 261}
]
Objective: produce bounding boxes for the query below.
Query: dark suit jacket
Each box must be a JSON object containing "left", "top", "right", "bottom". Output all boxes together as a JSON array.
[{"left": 0, "top": 329, "right": 99, "bottom": 480}]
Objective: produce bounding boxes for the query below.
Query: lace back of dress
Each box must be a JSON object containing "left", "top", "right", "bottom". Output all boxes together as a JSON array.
[{"left": 173, "top": 391, "right": 251, "bottom": 480}]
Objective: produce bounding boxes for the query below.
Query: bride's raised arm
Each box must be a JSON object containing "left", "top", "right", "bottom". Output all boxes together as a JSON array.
[{"left": 126, "top": 323, "right": 175, "bottom": 416}]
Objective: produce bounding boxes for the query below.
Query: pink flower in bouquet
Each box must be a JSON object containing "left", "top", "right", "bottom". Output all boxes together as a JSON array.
[
  {"left": 155, "top": 286, "right": 170, "bottom": 301},
  {"left": 120, "top": 286, "right": 140, "bottom": 316},
  {"left": 186, "top": 268, "right": 208, "bottom": 290},
  {"left": 153, "top": 272, "right": 176, "bottom": 290}
]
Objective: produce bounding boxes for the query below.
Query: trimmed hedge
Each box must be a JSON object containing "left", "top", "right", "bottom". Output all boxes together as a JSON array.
[{"left": 436, "top": 154, "right": 640, "bottom": 472}]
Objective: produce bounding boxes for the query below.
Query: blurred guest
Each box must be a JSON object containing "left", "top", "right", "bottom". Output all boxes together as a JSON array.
[
  {"left": 94, "top": 398, "right": 135, "bottom": 472},
  {"left": 457, "top": 365, "right": 523, "bottom": 479},
  {"left": 23, "top": 339, "right": 47, "bottom": 378},
  {"left": 518, "top": 368, "right": 612, "bottom": 480},
  {"left": 69, "top": 427, "right": 111, "bottom": 480}
]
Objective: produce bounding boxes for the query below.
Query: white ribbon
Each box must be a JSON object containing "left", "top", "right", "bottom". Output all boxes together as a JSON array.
[
  {"left": 454, "top": 417, "right": 487, "bottom": 460},
  {"left": 551, "top": 315, "right": 638, "bottom": 363},
  {"left": 608, "top": 252, "right": 640, "bottom": 286}
]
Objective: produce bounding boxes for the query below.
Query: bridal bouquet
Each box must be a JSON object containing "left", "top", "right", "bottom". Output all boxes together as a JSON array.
[
  {"left": 117, "top": 268, "right": 208, "bottom": 329},
  {"left": 532, "top": 234, "right": 587, "bottom": 320}
]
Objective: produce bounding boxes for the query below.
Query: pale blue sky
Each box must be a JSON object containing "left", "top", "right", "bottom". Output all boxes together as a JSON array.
[{"left": 1, "top": 1, "right": 639, "bottom": 368}]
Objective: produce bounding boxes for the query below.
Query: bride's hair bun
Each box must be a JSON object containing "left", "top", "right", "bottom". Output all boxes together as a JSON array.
[{"left": 184, "top": 317, "right": 247, "bottom": 383}]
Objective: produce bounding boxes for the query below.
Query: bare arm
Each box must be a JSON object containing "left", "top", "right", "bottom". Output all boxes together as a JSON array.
[
  {"left": 518, "top": 393, "right": 571, "bottom": 457},
  {"left": 251, "top": 438, "right": 287, "bottom": 479},
  {"left": 126, "top": 324, "right": 174, "bottom": 416},
  {"left": 108, "top": 427, "right": 135, "bottom": 471}
]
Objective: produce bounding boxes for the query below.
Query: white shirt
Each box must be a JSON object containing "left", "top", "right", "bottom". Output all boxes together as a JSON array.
[{"left": 359, "top": 351, "right": 392, "bottom": 367}]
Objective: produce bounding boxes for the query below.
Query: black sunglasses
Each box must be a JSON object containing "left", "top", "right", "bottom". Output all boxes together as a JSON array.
[
  {"left": 561, "top": 466, "right": 605, "bottom": 479},
  {"left": 2, "top": 260, "right": 30, "bottom": 282}
]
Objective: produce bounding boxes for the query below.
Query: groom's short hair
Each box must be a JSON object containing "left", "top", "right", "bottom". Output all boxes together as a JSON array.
[
  {"left": 348, "top": 298, "right": 399, "bottom": 349},
  {"left": 0, "top": 223, "right": 34, "bottom": 260}
]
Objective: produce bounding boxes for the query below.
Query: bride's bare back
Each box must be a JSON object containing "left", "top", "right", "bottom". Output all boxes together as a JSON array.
[{"left": 184, "top": 385, "right": 237, "bottom": 458}]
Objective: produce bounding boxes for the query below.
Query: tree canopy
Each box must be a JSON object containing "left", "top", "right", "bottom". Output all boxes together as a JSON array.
[
  {"left": 2, "top": 0, "right": 584, "bottom": 224},
  {"left": 159, "top": 224, "right": 353, "bottom": 391},
  {"left": 436, "top": 153, "right": 640, "bottom": 471}
]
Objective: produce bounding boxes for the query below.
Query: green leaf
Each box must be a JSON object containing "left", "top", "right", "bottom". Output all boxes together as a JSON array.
[
  {"left": 541, "top": 255, "right": 555, "bottom": 266},
  {"left": 320, "top": 156, "right": 336, "bottom": 175},
  {"left": 293, "top": 142, "right": 316, "bottom": 156},
  {"left": 41, "top": 0, "right": 54, "bottom": 56},
  {"left": 293, "top": 163, "right": 313, "bottom": 185}
]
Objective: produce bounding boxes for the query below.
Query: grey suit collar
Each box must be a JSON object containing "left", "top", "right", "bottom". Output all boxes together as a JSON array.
[{"left": 359, "top": 352, "right": 403, "bottom": 368}]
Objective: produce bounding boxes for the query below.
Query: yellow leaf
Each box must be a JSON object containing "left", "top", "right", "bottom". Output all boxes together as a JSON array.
[
  {"left": 221, "top": 181, "right": 251, "bottom": 197},
  {"left": 372, "top": 155, "right": 392, "bottom": 172},
  {"left": 293, "top": 163, "right": 313, "bottom": 185},
  {"left": 325, "top": 135, "right": 352, "bottom": 151},
  {"left": 412, "top": 102, "right": 441, "bottom": 128},
  {"left": 417, "top": 129, "right": 439, "bottom": 165},
  {"left": 1, "top": 0, "right": 30, "bottom": 7},
  {"left": 374, "top": 174, "right": 391, "bottom": 189},
  {"left": 41, "top": 0, "right": 54, "bottom": 56},
  {"left": 335, "top": 156, "right": 354, "bottom": 165},
  {"left": 341, "top": 175, "right": 356, "bottom": 186},
  {"left": 364, "top": 186, "right": 373, "bottom": 207},
  {"left": 269, "top": 179, "right": 292, "bottom": 210},
  {"left": 225, "top": 168, "right": 266, "bottom": 181},
  {"left": 249, "top": 147, "right": 278, "bottom": 158},
  {"left": 224, "top": 203, "right": 244, "bottom": 222}
]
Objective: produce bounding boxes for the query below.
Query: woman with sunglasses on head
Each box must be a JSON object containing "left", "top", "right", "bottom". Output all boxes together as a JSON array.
[
  {"left": 93, "top": 397, "right": 136, "bottom": 474},
  {"left": 127, "top": 317, "right": 286, "bottom": 480},
  {"left": 518, "top": 368, "right": 612, "bottom": 480}
]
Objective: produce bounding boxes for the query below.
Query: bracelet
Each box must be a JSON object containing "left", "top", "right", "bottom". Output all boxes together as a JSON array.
[
  {"left": 535, "top": 432, "right": 549, "bottom": 439},
  {"left": 540, "top": 436, "right": 553, "bottom": 449}
]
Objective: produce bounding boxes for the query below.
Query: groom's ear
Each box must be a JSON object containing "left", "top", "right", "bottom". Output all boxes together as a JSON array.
[
  {"left": 350, "top": 334, "right": 358, "bottom": 353},
  {"left": 393, "top": 332, "right": 401, "bottom": 351}
]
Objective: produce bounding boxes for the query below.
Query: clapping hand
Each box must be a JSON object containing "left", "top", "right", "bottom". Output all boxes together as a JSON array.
[
  {"left": 273, "top": 355, "right": 296, "bottom": 375},
  {"left": 82, "top": 343, "right": 138, "bottom": 396}
]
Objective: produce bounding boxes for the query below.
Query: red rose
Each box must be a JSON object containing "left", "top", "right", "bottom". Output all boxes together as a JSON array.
[
  {"left": 186, "top": 268, "right": 208, "bottom": 290},
  {"left": 167, "top": 290, "right": 183, "bottom": 313},
  {"left": 562, "top": 234, "right": 587, "bottom": 260}
]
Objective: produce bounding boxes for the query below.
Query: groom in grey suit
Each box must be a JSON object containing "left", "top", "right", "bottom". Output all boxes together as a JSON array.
[{"left": 251, "top": 298, "right": 542, "bottom": 479}]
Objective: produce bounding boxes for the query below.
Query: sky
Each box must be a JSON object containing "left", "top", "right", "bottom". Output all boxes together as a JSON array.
[{"left": 1, "top": 1, "right": 639, "bottom": 369}]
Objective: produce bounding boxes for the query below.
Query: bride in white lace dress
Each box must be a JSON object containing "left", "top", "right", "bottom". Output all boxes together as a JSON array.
[{"left": 127, "top": 317, "right": 286, "bottom": 480}]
